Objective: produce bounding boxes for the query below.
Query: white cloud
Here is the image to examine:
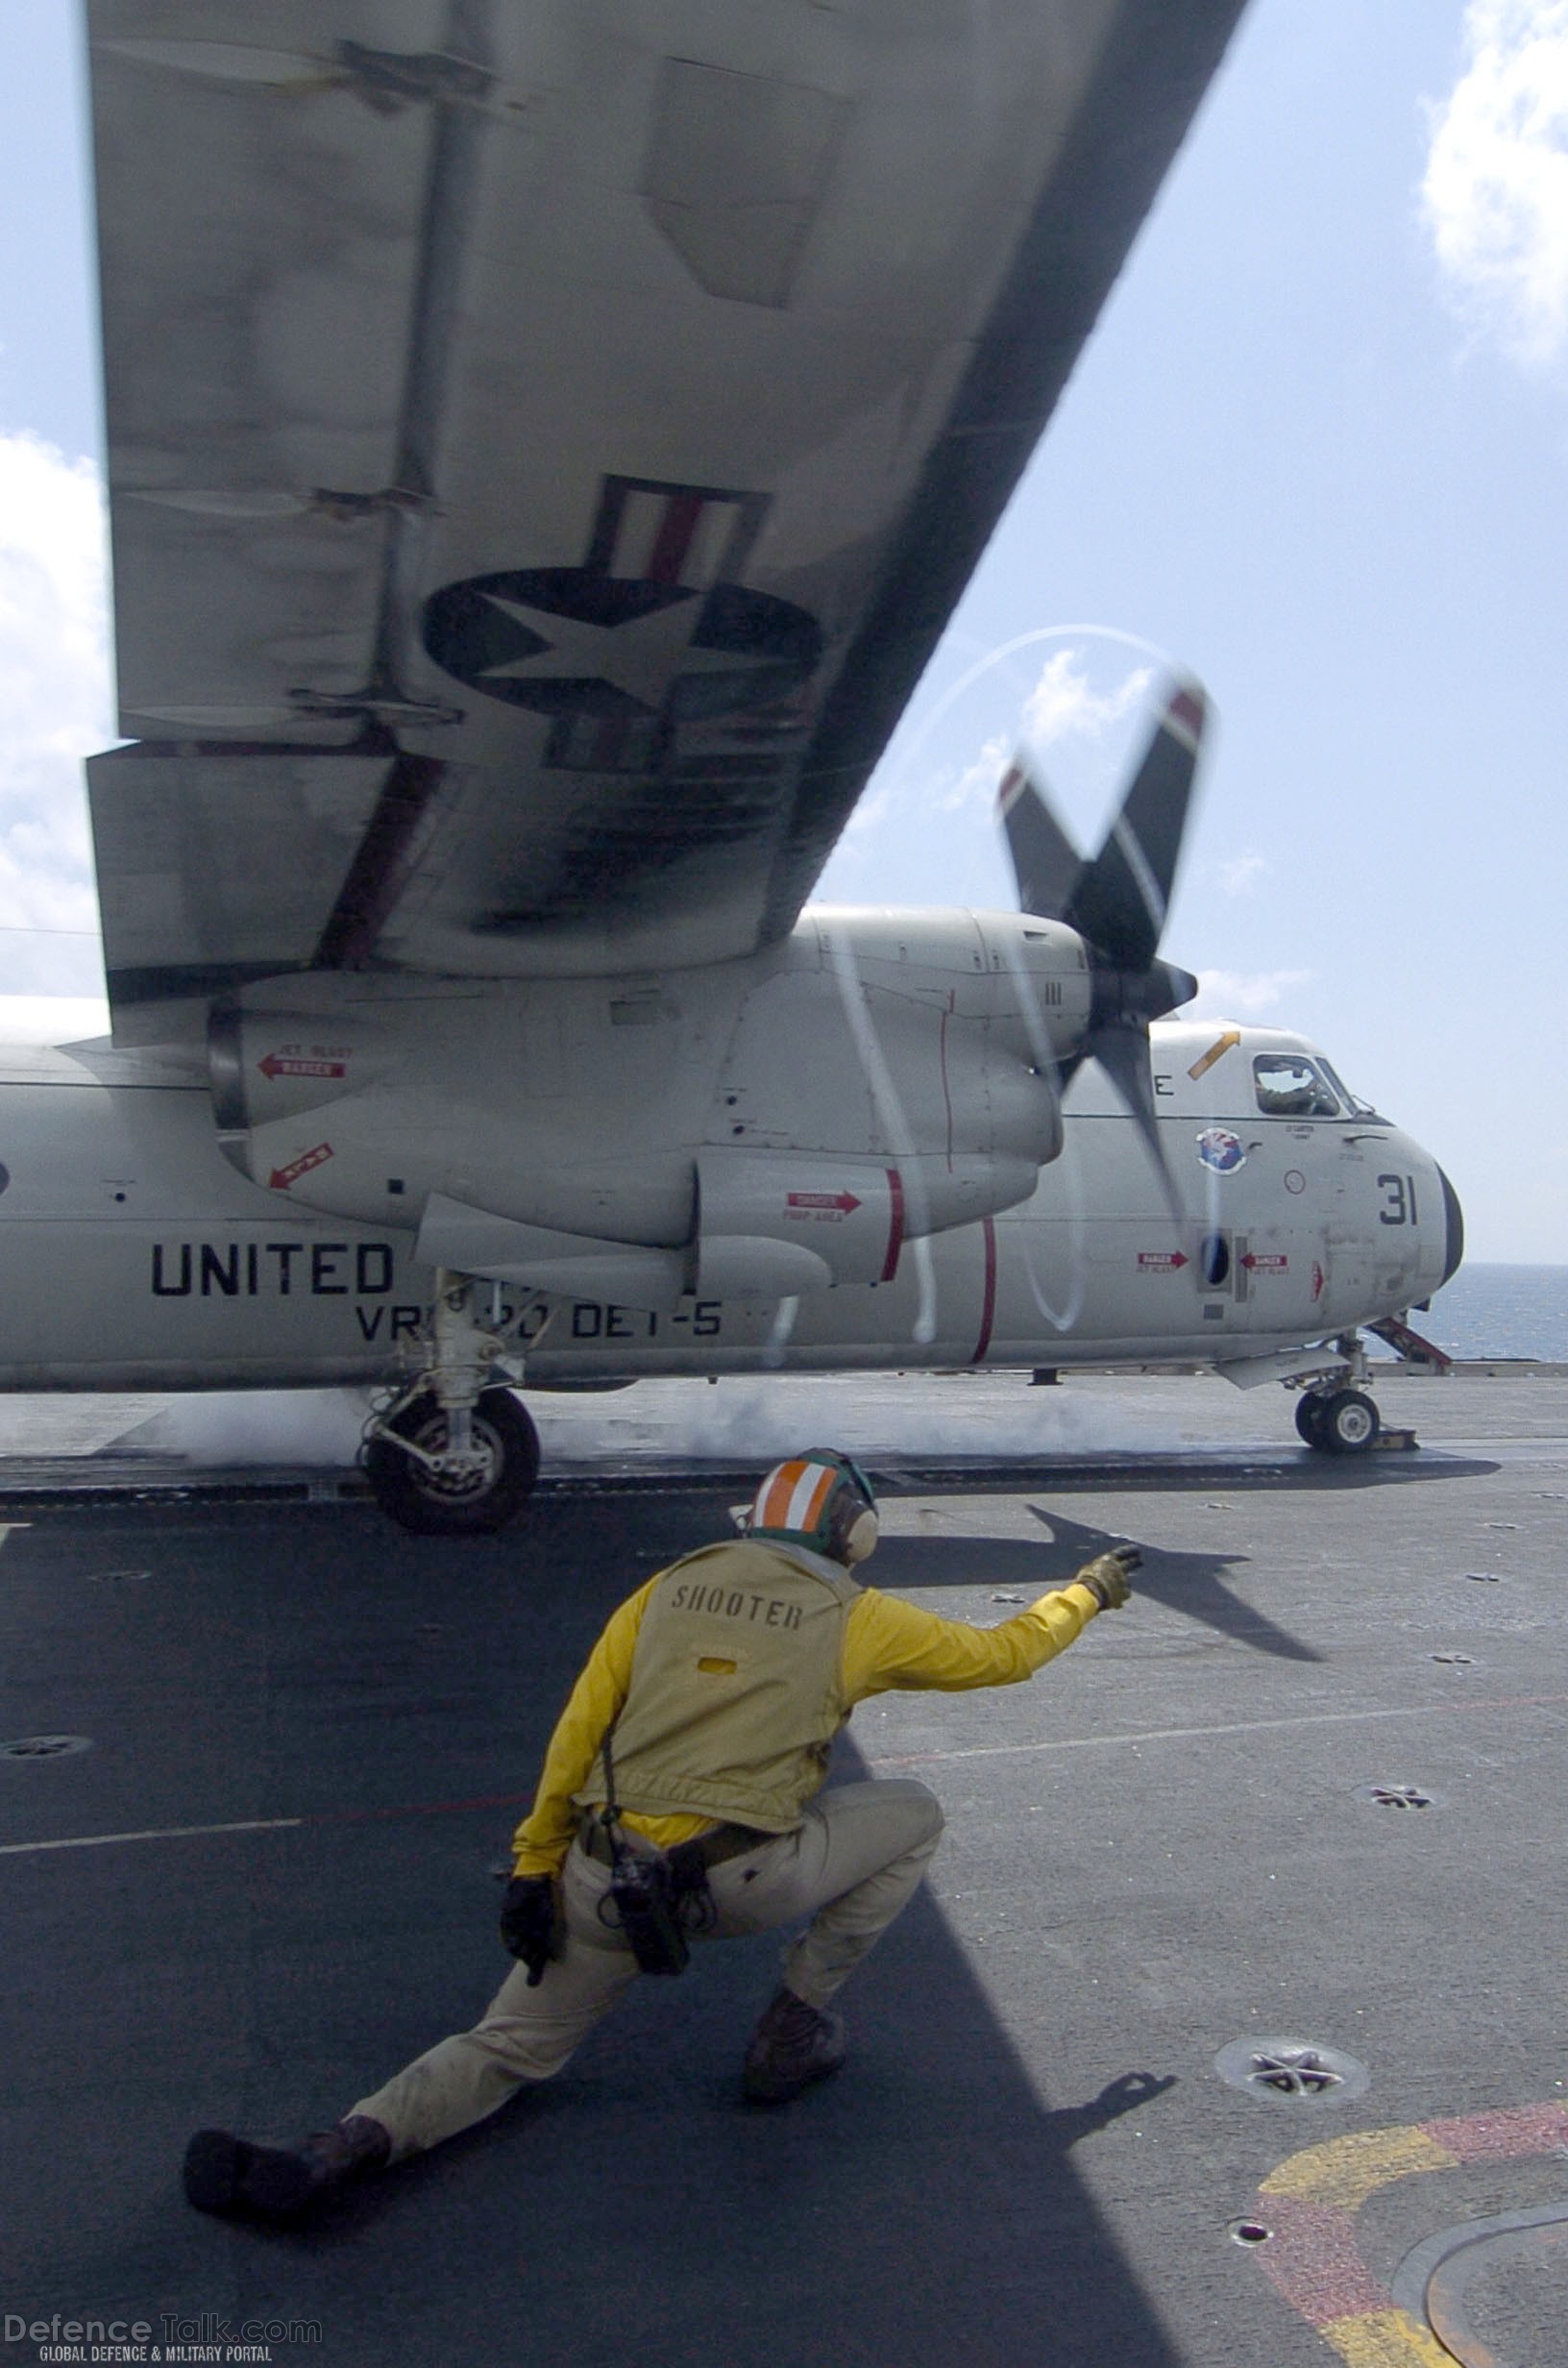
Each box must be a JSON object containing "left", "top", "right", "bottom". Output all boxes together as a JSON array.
[
  {"left": 1022, "top": 648, "right": 1152, "bottom": 747},
  {"left": 1215, "top": 851, "right": 1268, "bottom": 896},
  {"left": 936, "top": 728, "right": 1012, "bottom": 813},
  {"left": 1188, "top": 966, "right": 1311, "bottom": 1016},
  {"left": 1422, "top": 0, "right": 1568, "bottom": 371},
  {"left": 0, "top": 430, "right": 110, "bottom": 995}
]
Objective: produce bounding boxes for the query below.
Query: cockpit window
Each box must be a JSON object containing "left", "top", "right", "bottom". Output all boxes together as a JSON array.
[
  {"left": 1316, "top": 1059, "right": 1381, "bottom": 1120},
  {"left": 1253, "top": 1054, "right": 1341, "bottom": 1118}
]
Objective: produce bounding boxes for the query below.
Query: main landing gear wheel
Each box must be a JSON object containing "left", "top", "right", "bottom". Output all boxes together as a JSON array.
[
  {"left": 363, "top": 1387, "right": 541, "bottom": 1537},
  {"left": 1310, "top": 1388, "right": 1381, "bottom": 1456}
]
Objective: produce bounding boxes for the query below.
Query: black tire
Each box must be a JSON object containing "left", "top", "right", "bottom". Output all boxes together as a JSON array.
[
  {"left": 1295, "top": 1394, "right": 1329, "bottom": 1449},
  {"left": 1318, "top": 1389, "right": 1380, "bottom": 1456},
  {"left": 362, "top": 1386, "right": 541, "bottom": 1536}
]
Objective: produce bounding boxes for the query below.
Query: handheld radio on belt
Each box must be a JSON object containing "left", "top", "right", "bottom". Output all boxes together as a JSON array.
[{"left": 595, "top": 1730, "right": 706, "bottom": 1976}]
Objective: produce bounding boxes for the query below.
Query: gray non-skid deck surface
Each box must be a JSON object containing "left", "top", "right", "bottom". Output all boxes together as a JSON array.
[{"left": 2, "top": 1372, "right": 1566, "bottom": 2366}]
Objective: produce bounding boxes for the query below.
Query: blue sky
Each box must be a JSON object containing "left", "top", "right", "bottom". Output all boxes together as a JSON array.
[{"left": 2, "top": 2, "right": 1566, "bottom": 1260}]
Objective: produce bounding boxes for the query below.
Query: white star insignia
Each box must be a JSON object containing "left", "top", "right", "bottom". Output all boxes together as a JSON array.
[{"left": 478, "top": 590, "right": 761, "bottom": 711}]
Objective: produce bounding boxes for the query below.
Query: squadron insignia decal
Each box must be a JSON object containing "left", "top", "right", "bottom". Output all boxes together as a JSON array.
[{"left": 1196, "top": 1126, "right": 1246, "bottom": 1173}]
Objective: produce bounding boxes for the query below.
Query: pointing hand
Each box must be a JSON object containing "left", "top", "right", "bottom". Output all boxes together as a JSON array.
[{"left": 1076, "top": 1545, "right": 1140, "bottom": 1611}]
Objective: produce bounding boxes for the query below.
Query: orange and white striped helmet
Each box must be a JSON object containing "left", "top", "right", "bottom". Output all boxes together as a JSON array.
[{"left": 745, "top": 1450, "right": 878, "bottom": 1562}]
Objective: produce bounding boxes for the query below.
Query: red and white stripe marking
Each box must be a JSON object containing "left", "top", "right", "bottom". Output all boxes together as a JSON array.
[
  {"left": 1163, "top": 678, "right": 1207, "bottom": 755},
  {"left": 751, "top": 1458, "right": 841, "bottom": 1537},
  {"left": 607, "top": 488, "right": 747, "bottom": 589}
]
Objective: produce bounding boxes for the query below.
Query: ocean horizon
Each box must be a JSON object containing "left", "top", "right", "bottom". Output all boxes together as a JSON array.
[{"left": 1417, "top": 1262, "right": 1568, "bottom": 1362}]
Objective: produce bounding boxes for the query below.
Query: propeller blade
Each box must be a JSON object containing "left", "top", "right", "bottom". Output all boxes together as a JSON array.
[
  {"left": 1090, "top": 1018, "right": 1188, "bottom": 1236},
  {"left": 996, "top": 757, "right": 1084, "bottom": 921},
  {"left": 1146, "top": 957, "right": 1199, "bottom": 1021},
  {"left": 992, "top": 670, "right": 1207, "bottom": 1239},
  {"left": 1066, "top": 678, "right": 1206, "bottom": 974}
]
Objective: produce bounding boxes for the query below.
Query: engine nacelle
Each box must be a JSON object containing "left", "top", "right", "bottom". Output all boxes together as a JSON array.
[{"left": 206, "top": 906, "right": 1090, "bottom": 1301}]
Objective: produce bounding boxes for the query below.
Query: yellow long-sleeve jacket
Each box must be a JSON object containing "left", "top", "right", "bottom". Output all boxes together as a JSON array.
[{"left": 510, "top": 1554, "right": 1101, "bottom": 1878}]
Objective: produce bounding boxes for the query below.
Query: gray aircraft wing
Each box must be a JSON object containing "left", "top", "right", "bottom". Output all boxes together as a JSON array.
[{"left": 86, "top": 0, "right": 1246, "bottom": 1039}]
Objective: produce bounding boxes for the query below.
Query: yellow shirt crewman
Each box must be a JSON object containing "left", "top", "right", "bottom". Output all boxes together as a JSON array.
[{"left": 184, "top": 1448, "right": 1138, "bottom": 2224}]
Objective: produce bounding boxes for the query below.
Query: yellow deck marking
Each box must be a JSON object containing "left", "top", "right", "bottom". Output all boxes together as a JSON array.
[
  {"left": 1188, "top": 1027, "right": 1240, "bottom": 1079},
  {"left": 0, "top": 1523, "right": 32, "bottom": 1553},
  {"left": 1262, "top": 2127, "right": 1459, "bottom": 2212},
  {"left": 1254, "top": 2108, "right": 1568, "bottom": 2365},
  {"left": 1318, "top": 2307, "right": 1455, "bottom": 2367}
]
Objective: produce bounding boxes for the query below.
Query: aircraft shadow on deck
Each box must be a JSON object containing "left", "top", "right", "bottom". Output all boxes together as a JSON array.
[
  {"left": 872, "top": 1514, "right": 1325, "bottom": 1664},
  {"left": 2, "top": 1492, "right": 1195, "bottom": 2368},
  {"left": 867, "top": 1448, "right": 1499, "bottom": 1498}
]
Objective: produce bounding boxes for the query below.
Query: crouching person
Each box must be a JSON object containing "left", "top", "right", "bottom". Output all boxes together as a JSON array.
[{"left": 184, "top": 1449, "right": 1136, "bottom": 2222}]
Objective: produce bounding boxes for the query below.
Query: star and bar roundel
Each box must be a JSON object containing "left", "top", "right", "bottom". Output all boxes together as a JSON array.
[{"left": 422, "top": 475, "right": 822, "bottom": 728}]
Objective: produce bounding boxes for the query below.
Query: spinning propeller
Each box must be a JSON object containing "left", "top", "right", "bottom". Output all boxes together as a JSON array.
[{"left": 997, "top": 678, "right": 1206, "bottom": 1223}]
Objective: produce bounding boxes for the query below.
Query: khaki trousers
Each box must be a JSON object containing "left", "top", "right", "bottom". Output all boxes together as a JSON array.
[{"left": 352, "top": 1778, "right": 943, "bottom": 2160}]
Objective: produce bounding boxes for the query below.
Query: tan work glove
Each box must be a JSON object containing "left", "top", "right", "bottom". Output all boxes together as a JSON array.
[{"left": 1075, "top": 1544, "right": 1140, "bottom": 1610}]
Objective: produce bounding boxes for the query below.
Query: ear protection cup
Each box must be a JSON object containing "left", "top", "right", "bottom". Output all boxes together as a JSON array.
[{"left": 842, "top": 1508, "right": 879, "bottom": 1564}]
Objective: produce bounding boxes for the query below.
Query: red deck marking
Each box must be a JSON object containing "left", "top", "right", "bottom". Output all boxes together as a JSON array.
[
  {"left": 971, "top": 1215, "right": 997, "bottom": 1363},
  {"left": 1422, "top": 2102, "right": 1568, "bottom": 2160},
  {"left": 1258, "top": 2195, "right": 1391, "bottom": 2325},
  {"left": 882, "top": 1168, "right": 905, "bottom": 1281},
  {"left": 1251, "top": 2101, "right": 1568, "bottom": 2357}
]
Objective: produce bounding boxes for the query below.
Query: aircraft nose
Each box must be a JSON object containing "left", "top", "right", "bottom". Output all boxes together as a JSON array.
[{"left": 1438, "top": 1167, "right": 1464, "bottom": 1287}]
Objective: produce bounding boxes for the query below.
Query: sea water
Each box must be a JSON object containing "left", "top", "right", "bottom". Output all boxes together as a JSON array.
[{"left": 1419, "top": 1264, "right": 1568, "bottom": 1361}]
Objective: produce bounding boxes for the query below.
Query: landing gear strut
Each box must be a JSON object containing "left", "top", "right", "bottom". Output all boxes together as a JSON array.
[
  {"left": 1293, "top": 1335, "right": 1382, "bottom": 1457},
  {"left": 360, "top": 1271, "right": 542, "bottom": 1535}
]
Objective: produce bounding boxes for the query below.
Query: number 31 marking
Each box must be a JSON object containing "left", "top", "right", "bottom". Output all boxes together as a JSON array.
[{"left": 1377, "top": 1172, "right": 1419, "bottom": 1225}]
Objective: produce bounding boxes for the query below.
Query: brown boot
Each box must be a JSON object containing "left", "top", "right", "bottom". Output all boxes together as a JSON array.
[
  {"left": 183, "top": 2113, "right": 391, "bottom": 2222},
  {"left": 743, "top": 1986, "right": 846, "bottom": 2104}
]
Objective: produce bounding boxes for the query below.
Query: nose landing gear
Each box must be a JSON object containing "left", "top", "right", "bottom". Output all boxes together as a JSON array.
[
  {"left": 1292, "top": 1333, "right": 1384, "bottom": 1456},
  {"left": 1295, "top": 1386, "right": 1381, "bottom": 1455}
]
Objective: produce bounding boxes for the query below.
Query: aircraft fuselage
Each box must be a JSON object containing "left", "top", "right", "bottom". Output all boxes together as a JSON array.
[{"left": 0, "top": 1021, "right": 1457, "bottom": 1394}]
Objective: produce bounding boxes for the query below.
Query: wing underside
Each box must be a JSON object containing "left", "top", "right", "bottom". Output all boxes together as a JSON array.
[{"left": 86, "top": 0, "right": 1246, "bottom": 1036}]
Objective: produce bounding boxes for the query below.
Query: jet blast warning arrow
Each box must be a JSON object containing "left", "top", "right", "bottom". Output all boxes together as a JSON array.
[
  {"left": 258, "top": 1054, "right": 347, "bottom": 1081},
  {"left": 269, "top": 1143, "right": 334, "bottom": 1190},
  {"left": 1138, "top": 1250, "right": 1189, "bottom": 1271},
  {"left": 786, "top": 1191, "right": 862, "bottom": 1216},
  {"left": 1241, "top": 1253, "right": 1287, "bottom": 1272}
]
